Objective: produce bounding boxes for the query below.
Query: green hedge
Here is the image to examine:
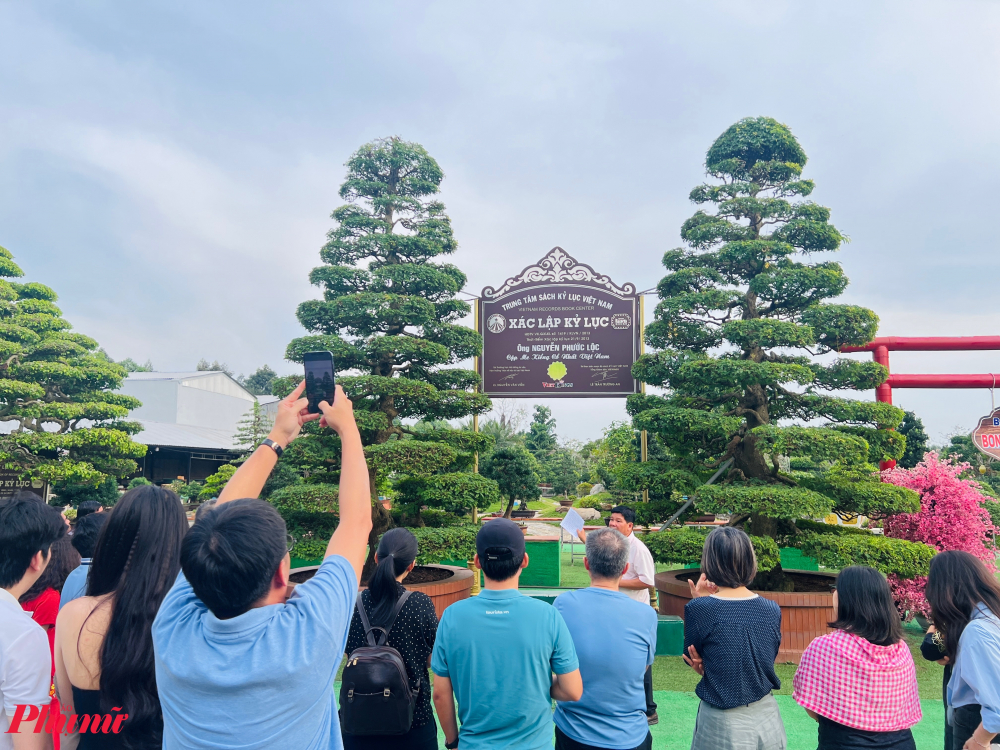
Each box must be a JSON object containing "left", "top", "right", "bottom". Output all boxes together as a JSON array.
[
  {"left": 410, "top": 527, "right": 478, "bottom": 565},
  {"left": 797, "top": 533, "right": 935, "bottom": 579},
  {"left": 575, "top": 492, "right": 613, "bottom": 509},
  {"left": 270, "top": 484, "right": 339, "bottom": 514},
  {"left": 291, "top": 539, "right": 329, "bottom": 560},
  {"left": 643, "top": 528, "right": 781, "bottom": 572},
  {"left": 282, "top": 510, "right": 339, "bottom": 541}
]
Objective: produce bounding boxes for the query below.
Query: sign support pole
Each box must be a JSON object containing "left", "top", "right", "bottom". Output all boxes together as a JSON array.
[
  {"left": 640, "top": 294, "right": 649, "bottom": 502},
  {"left": 473, "top": 298, "right": 480, "bottom": 525}
]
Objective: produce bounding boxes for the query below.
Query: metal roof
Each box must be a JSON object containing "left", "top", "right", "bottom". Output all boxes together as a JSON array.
[{"left": 132, "top": 420, "right": 240, "bottom": 451}]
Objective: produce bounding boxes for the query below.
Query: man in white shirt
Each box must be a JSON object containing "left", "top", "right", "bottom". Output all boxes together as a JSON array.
[
  {"left": 578, "top": 504, "right": 658, "bottom": 724},
  {"left": 0, "top": 491, "right": 67, "bottom": 750}
]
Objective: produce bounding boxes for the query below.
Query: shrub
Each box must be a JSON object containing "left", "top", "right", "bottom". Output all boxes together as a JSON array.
[
  {"left": 798, "top": 532, "right": 935, "bottom": 580},
  {"left": 282, "top": 510, "right": 339, "bottom": 541},
  {"left": 882, "top": 452, "right": 997, "bottom": 617},
  {"left": 576, "top": 482, "right": 593, "bottom": 497},
  {"left": 417, "top": 509, "right": 469, "bottom": 528},
  {"left": 643, "top": 528, "right": 781, "bottom": 572},
  {"left": 290, "top": 539, "right": 329, "bottom": 561},
  {"left": 128, "top": 477, "right": 151, "bottom": 489},
  {"left": 410, "top": 526, "right": 478, "bottom": 565},
  {"left": 198, "top": 464, "right": 237, "bottom": 500},
  {"left": 615, "top": 500, "right": 686, "bottom": 527},
  {"left": 270, "top": 484, "right": 339, "bottom": 514},
  {"left": 575, "top": 491, "right": 613, "bottom": 509}
]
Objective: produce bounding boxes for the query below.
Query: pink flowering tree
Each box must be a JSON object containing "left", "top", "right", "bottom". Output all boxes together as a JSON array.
[{"left": 883, "top": 452, "right": 998, "bottom": 618}]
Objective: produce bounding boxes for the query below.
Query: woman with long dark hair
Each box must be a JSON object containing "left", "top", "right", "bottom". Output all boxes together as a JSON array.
[
  {"left": 342, "top": 527, "right": 439, "bottom": 750},
  {"left": 54, "top": 485, "right": 187, "bottom": 749},
  {"left": 793, "top": 566, "right": 921, "bottom": 749},
  {"left": 925, "top": 551, "right": 1000, "bottom": 750}
]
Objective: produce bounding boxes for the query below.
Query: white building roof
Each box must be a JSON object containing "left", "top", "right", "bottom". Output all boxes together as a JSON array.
[{"left": 131, "top": 420, "right": 240, "bottom": 451}]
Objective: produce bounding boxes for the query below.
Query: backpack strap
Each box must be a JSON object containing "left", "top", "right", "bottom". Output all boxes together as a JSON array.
[{"left": 356, "top": 590, "right": 414, "bottom": 647}]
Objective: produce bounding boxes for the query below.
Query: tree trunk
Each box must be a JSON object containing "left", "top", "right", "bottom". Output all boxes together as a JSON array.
[
  {"left": 360, "top": 468, "right": 393, "bottom": 584},
  {"left": 502, "top": 497, "right": 516, "bottom": 519},
  {"left": 749, "top": 513, "right": 778, "bottom": 538}
]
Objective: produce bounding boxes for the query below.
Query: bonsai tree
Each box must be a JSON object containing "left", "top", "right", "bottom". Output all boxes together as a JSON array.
[
  {"left": 282, "top": 137, "right": 495, "bottom": 576},
  {"left": 632, "top": 117, "right": 932, "bottom": 588},
  {"left": 482, "top": 445, "right": 540, "bottom": 518},
  {"left": 883, "top": 452, "right": 998, "bottom": 617},
  {"left": 0, "top": 245, "right": 145, "bottom": 485}
]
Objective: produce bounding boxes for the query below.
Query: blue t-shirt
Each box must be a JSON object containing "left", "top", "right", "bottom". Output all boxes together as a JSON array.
[
  {"left": 431, "top": 588, "right": 579, "bottom": 750},
  {"left": 152, "top": 555, "right": 356, "bottom": 750},
  {"left": 59, "top": 560, "right": 90, "bottom": 610},
  {"left": 553, "top": 588, "right": 656, "bottom": 748},
  {"left": 684, "top": 595, "right": 782, "bottom": 710}
]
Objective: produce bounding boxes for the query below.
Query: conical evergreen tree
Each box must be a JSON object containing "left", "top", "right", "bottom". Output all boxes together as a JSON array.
[
  {"left": 0, "top": 245, "right": 145, "bottom": 484},
  {"left": 284, "top": 138, "right": 496, "bottom": 575},
  {"left": 632, "top": 118, "right": 932, "bottom": 586}
]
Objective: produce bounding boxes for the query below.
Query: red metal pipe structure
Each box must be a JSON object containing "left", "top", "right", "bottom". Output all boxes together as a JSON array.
[{"left": 839, "top": 336, "right": 1000, "bottom": 469}]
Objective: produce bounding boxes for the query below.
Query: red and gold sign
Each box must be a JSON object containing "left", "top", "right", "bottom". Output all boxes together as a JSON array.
[{"left": 972, "top": 407, "right": 1000, "bottom": 459}]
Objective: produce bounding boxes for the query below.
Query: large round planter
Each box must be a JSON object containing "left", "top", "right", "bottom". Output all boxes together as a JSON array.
[
  {"left": 655, "top": 568, "right": 836, "bottom": 664},
  {"left": 290, "top": 563, "right": 474, "bottom": 620}
]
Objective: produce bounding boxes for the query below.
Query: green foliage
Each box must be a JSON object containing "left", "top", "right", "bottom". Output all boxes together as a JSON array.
[
  {"left": 544, "top": 449, "right": 582, "bottom": 496},
  {"left": 269, "top": 483, "right": 339, "bottom": 514},
  {"left": 898, "top": 411, "right": 929, "bottom": 469},
  {"left": 395, "top": 472, "right": 499, "bottom": 514},
  {"left": 53, "top": 476, "right": 119, "bottom": 507},
  {"left": 233, "top": 401, "right": 272, "bottom": 459},
  {"left": 198, "top": 464, "right": 237, "bottom": 500},
  {"left": 290, "top": 539, "right": 329, "bottom": 562},
  {"left": 240, "top": 365, "right": 279, "bottom": 396},
  {"left": 412, "top": 509, "right": 469, "bottom": 528},
  {"left": 196, "top": 359, "right": 233, "bottom": 376},
  {"left": 409, "top": 526, "right": 478, "bottom": 565},
  {"left": 169, "top": 479, "right": 202, "bottom": 500},
  {"left": 630, "top": 118, "right": 918, "bottom": 585},
  {"left": 127, "top": 477, "right": 151, "bottom": 489},
  {"left": 0, "top": 247, "right": 146, "bottom": 484},
  {"left": 525, "top": 406, "right": 557, "bottom": 454},
  {"left": 644, "top": 527, "right": 781, "bottom": 572},
  {"left": 482, "top": 445, "right": 540, "bottom": 516},
  {"left": 576, "top": 482, "right": 593, "bottom": 497},
  {"left": 798, "top": 532, "right": 935, "bottom": 579},
  {"left": 283, "top": 137, "right": 492, "bottom": 547},
  {"left": 282, "top": 509, "right": 339, "bottom": 541},
  {"left": 115, "top": 357, "right": 153, "bottom": 373},
  {"left": 574, "top": 492, "right": 613, "bottom": 510}
]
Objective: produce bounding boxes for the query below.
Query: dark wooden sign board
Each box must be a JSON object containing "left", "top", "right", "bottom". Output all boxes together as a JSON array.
[
  {"left": 478, "top": 248, "right": 640, "bottom": 398},
  {"left": 0, "top": 466, "right": 47, "bottom": 501}
]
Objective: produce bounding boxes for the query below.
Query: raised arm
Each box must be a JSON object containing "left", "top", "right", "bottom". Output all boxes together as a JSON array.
[
  {"left": 319, "top": 385, "right": 372, "bottom": 583},
  {"left": 218, "top": 380, "right": 318, "bottom": 505}
]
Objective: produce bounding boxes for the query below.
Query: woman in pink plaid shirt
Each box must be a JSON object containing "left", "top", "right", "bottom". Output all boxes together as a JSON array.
[{"left": 793, "top": 566, "right": 921, "bottom": 749}]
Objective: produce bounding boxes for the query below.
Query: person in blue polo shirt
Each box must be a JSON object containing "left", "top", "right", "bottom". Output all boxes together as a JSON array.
[
  {"left": 554, "top": 528, "right": 656, "bottom": 750},
  {"left": 431, "top": 519, "right": 583, "bottom": 750},
  {"left": 152, "top": 382, "right": 372, "bottom": 750}
]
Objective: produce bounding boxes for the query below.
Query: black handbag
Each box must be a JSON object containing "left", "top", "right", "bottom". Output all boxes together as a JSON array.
[{"left": 340, "top": 591, "right": 419, "bottom": 736}]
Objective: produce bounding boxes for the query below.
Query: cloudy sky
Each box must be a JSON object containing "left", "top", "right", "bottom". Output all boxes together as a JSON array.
[{"left": 2, "top": 1, "right": 999, "bottom": 443}]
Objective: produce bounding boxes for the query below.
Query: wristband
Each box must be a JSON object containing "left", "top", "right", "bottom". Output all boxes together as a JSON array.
[
  {"left": 260, "top": 438, "right": 284, "bottom": 458},
  {"left": 445, "top": 739, "right": 459, "bottom": 749}
]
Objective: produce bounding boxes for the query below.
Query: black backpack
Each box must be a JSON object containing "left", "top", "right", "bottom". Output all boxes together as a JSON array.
[{"left": 340, "top": 590, "right": 419, "bottom": 736}]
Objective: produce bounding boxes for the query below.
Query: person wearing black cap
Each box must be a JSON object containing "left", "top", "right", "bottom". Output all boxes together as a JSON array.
[{"left": 431, "top": 518, "right": 583, "bottom": 750}]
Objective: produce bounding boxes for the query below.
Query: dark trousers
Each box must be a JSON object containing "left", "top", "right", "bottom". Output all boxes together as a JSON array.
[
  {"left": 555, "top": 725, "right": 653, "bottom": 750},
  {"left": 342, "top": 719, "right": 438, "bottom": 750},
  {"left": 816, "top": 715, "right": 915, "bottom": 750},
  {"left": 952, "top": 704, "right": 985, "bottom": 750},
  {"left": 643, "top": 665, "right": 657, "bottom": 714}
]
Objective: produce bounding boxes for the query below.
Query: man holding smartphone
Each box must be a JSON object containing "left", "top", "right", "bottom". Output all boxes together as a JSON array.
[{"left": 153, "top": 381, "right": 372, "bottom": 750}]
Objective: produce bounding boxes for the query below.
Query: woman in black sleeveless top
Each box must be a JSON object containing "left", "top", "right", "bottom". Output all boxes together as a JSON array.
[
  {"left": 54, "top": 486, "right": 186, "bottom": 749},
  {"left": 343, "top": 528, "right": 439, "bottom": 750}
]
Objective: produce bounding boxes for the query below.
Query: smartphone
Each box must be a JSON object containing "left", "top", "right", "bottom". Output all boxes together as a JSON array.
[{"left": 303, "top": 351, "right": 337, "bottom": 414}]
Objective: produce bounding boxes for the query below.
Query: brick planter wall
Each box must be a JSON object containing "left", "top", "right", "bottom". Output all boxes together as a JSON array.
[{"left": 655, "top": 568, "right": 836, "bottom": 663}]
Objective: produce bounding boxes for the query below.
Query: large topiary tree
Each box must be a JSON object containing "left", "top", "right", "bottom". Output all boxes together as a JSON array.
[
  {"left": 0, "top": 245, "right": 145, "bottom": 486},
  {"left": 632, "top": 117, "right": 932, "bottom": 589},
  {"left": 282, "top": 137, "right": 496, "bottom": 577}
]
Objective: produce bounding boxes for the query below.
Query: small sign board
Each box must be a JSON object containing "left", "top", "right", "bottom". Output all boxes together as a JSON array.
[
  {"left": 0, "top": 467, "right": 47, "bottom": 501},
  {"left": 972, "top": 408, "right": 1000, "bottom": 459},
  {"left": 478, "top": 247, "right": 640, "bottom": 398}
]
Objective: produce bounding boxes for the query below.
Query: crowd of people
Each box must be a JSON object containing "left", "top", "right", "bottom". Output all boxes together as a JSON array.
[{"left": 1, "top": 380, "right": 999, "bottom": 750}]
